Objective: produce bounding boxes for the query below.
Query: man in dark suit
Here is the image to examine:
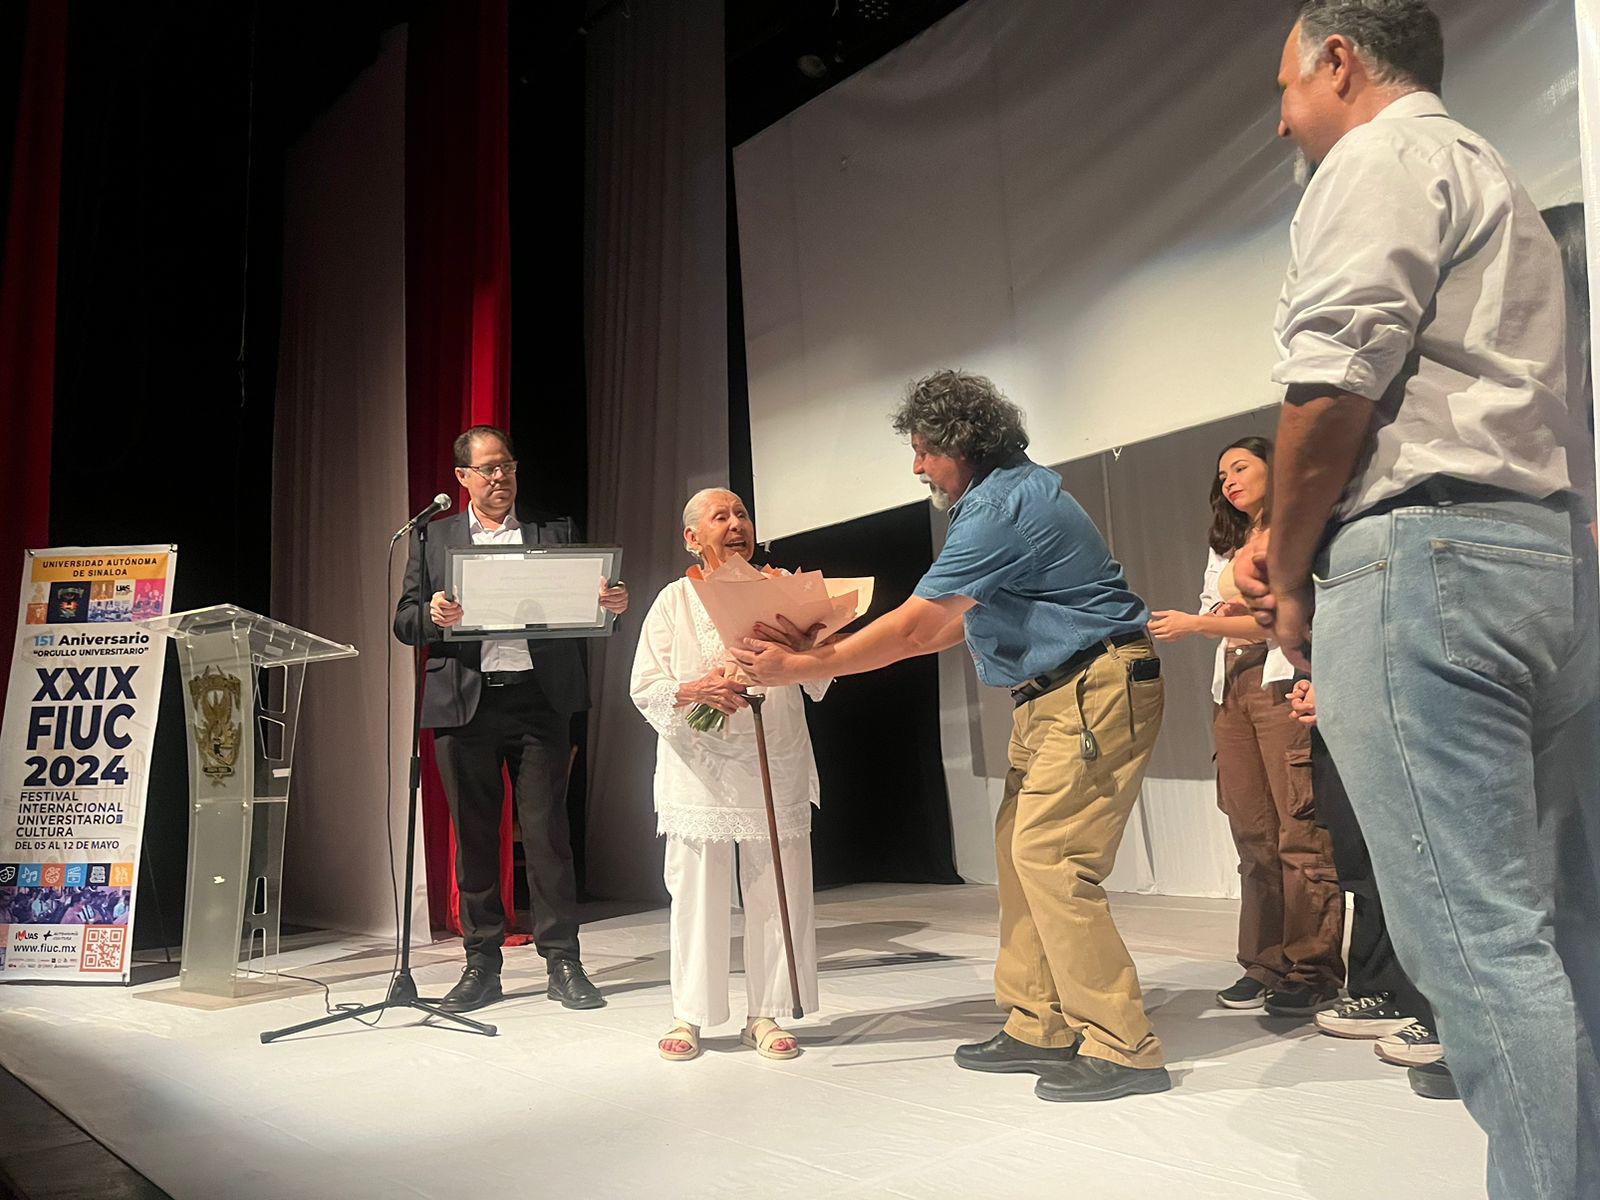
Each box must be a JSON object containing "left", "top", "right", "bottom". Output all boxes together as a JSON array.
[{"left": 394, "top": 424, "right": 629, "bottom": 1012}]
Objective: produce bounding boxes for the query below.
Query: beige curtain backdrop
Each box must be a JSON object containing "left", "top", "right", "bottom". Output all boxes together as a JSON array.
[
  {"left": 734, "top": 0, "right": 1583, "bottom": 543},
  {"left": 271, "top": 28, "right": 427, "bottom": 940},
  {"left": 583, "top": 0, "right": 729, "bottom": 901}
]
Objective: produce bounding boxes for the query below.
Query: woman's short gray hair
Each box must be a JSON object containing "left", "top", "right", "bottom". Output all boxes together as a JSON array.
[{"left": 682, "top": 488, "right": 742, "bottom": 554}]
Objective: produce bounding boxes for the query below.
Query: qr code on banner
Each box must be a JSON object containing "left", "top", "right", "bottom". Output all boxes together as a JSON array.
[{"left": 80, "top": 925, "right": 126, "bottom": 973}]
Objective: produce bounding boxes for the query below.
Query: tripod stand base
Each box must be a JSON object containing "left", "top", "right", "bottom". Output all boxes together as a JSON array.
[
  {"left": 259, "top": 970, "right": 499, "bottom": 1043},
  {"left": 262, "top": 520, "right": 500, "bottom": 1047}
]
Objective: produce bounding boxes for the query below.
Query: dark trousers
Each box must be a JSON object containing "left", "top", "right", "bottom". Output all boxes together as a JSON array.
[
  {"left": 1213, "top": 649, "right": 1345, "bottom": 990},
  {"left": 432, "top": 680, "right": 579, "bottom": 970},
  {"left": 1310, "top": 727, "right": 1433, "bottom": 1027}
]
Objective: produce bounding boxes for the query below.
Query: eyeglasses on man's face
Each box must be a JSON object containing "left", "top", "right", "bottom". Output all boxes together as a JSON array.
[{"left": 459, "top": 461, "right": 518, "bottom": 480}]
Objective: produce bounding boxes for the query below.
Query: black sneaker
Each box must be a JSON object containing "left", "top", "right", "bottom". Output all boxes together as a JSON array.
[
  {"left": 1314, "top": 993, "right": 1415, "bottom": 1039},
  {"left": 1034, "top": 1056, "right": 1173, "bottom": 1102},
  {"left": 1215, "top": 976, "right": 1267, "bottom": 1009},
  {"left": 1263, "top": 985, "right": 1338, "bottom": 1017},
  {"left": 1408, "top": 1060, "right": 1459, "bottom": 1100},
  {"left": 954, "top": 1030, "right": 1078, "bottom": 1074},
  {"left": 1375, "top": 1020, "right": 1443, "bottom": 1066}
]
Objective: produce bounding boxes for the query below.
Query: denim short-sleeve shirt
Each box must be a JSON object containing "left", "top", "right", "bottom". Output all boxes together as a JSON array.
[{"left": 914, "top": 455, "right": 1149, "bottom": 688}]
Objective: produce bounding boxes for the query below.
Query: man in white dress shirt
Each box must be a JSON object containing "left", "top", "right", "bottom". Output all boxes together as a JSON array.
[
  {"left": 1237, "top": 4, "right": 1600, "bottom": 1196},
  {"left": 394, "top": 425, "right": 629, "bottom": 1013}
]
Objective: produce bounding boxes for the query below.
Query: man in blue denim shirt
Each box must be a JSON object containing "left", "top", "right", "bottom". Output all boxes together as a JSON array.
[
  {"left": 914, "top": 448, "right": 1148, "bottom": 688},
  {"left": 736, "top": 370, "right": 1170, "bottom": 1103},
  {"left": 1240, "top": 5, "right": 1600, "bottom": 1197}
]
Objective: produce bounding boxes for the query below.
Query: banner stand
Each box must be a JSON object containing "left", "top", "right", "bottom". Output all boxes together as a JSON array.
[{"left": 0, "top": 545, "right": 177, "bottom": 984}]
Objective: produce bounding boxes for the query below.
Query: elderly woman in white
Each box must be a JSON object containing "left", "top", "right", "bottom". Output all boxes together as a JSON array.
[{"left": 630, "top": 487, "right": 828, "bottom": 1062}]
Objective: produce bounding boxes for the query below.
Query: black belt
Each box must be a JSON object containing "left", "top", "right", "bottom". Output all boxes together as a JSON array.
[
  {"left": 1343, "top": 478, "right": 1572, "bottom": 526},
  {"left": 1010, "top": 630, "right": 1149, "bottom": 706},
  {"left": 483, "top": 670, "right": 535, "bottom": 688}
]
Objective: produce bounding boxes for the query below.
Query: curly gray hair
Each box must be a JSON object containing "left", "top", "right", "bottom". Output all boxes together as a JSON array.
[
  {"left": 890, "top": 370, "right": 1029, "bottom": 468},
  {"left": 1297, "top": 0, "right": 1443, "bottom": 95}
]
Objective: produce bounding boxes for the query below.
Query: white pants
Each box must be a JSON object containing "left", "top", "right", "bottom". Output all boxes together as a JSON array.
[{"left": 663, "top": 835, "right": 819, "bottom": 1028}]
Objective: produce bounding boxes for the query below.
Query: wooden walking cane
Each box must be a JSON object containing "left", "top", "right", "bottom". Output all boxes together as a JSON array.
[
  {"left": 695, "top": 539, "right": 807, "bottom": 1020},
  {"left": 745, "top": 690, "right": 805, "bottom": 1021}
]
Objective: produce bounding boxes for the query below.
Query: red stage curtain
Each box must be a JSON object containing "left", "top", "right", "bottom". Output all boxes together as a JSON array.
[
  {"left": 404, "top": 0, "right": 520, "bottom": 938},
  {"left": 0, "top": 0, "right": 66, "bottom": 710}
]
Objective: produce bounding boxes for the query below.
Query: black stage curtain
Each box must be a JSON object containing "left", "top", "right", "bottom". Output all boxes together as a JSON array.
[
  {"left": 49, "top": 3, "right": 399, "bottom": 950},
  {"left": 729, "top": 145, "right": 953, "bottom": 889},
  {"left": 0, "top": 0, "right": 64, "bottom": 716},
  {"left": 508, "top": 0, "right": 592, "bottom": 900},
  {"left": 51, "top": 5, "right": 277, "bottom": 952},
  {"left": 726, "top": 144, "right": 958, "bottom": 889},
  {"left": 765, "top": 509, "right": 961, "bottom": 888},
  {"left": 0, "top": 3, "right": 28, "bottom": 241}
]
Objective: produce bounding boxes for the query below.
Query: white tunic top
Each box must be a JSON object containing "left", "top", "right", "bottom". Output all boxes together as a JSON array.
[
  {"left": 629, "top": 577, "right": 830, "bottom": 843},
  {"left": 1198, "top": 547, "right": 1294, "bottom": 706}
]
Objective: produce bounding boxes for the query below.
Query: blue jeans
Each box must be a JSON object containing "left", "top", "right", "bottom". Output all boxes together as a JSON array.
[{"left": 1311, "top": 495, "right": 1600, "bottom": 1200}]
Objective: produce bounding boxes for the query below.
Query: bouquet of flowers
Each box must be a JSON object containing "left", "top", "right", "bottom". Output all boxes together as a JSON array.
[{"left": 682, "top": 555, "right": 872, "bottom": 734}]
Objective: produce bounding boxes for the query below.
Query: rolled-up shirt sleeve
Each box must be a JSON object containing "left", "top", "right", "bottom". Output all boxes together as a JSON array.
[
  {"left": 1272, "top": 138, "right": 1453, "bottom": 403},
  {"left": 914, "top": 501, "right": 1031, "bottom": 606}
]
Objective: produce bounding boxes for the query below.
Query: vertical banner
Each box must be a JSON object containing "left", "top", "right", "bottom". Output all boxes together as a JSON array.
[{"left": 0, "top": 546, "right": 177, "bottom": 982}]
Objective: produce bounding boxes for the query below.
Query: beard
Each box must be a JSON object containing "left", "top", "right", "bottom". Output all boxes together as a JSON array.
[
  {"left": 1292, "top": 149, "right": 1318, "bottom": 190},
  {"left": 919, "top": 474, "right": 954, "bottom": 512}
]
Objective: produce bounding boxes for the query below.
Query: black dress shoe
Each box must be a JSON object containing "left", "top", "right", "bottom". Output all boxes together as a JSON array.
[
  {"left": 547, "top": 958, "right": 605, "bottom": 1009},
  {"left": 954, "top": 1030, "right": 1078, "bottom": 1074},
  {"left": 1408, "top": 1060, "right": 1460, "bottom": 1101},
  {"left": 439, "top": 965, "right": 502, "bottom": 1013},
  {"left": 1034, "top": 1056, "right": 1173, "bottom": 1102}
]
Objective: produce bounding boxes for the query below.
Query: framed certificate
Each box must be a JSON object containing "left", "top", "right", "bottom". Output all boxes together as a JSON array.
[{"left": 442, "top": 544, "right": 622, "bottom": 641}]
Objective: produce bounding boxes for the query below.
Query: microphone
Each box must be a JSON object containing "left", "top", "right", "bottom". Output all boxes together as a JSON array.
[{"left": 391, "top": 493, "right": 452, "bottom": 543}]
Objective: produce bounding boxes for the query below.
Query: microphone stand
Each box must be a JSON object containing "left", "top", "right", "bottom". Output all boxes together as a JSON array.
[{"left": 262, "top": 513, "right": 498, "bottom": 1042}]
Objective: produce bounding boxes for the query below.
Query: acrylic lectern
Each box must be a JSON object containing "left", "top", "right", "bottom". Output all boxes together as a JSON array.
[{"left": 142, "top": 605, "right": 356, "bottom": 998}]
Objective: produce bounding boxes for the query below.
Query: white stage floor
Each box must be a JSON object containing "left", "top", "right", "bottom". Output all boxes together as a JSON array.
[{"left": 0, "top": 884, "right": 1485, "bottom": 1199}]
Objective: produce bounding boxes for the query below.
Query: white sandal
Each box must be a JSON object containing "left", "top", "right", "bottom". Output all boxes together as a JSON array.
[
  {"left": 741, "top": 1017, "right": 800, "bottom": 1060},
  {"left": 658, "top": 1022, "right": 701, "bottom": 1062}
]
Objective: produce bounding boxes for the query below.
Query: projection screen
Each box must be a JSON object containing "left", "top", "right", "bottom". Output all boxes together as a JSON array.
[{"left": 734, "top": 0, "right": 1584, "bottom": 541}]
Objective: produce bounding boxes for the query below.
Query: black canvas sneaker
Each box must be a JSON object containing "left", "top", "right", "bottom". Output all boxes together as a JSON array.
[
  {"left": 1375, "top": 1020, "right": 1444, "bottom": 1066},
  {"left": 1314, "top": 993, "right": 1415, "bottom": 1039}
]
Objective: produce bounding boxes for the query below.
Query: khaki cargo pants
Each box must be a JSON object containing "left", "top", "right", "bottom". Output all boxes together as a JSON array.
[{"left": 996, "top": 636, "right": 1165, "bottom": 1069}]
